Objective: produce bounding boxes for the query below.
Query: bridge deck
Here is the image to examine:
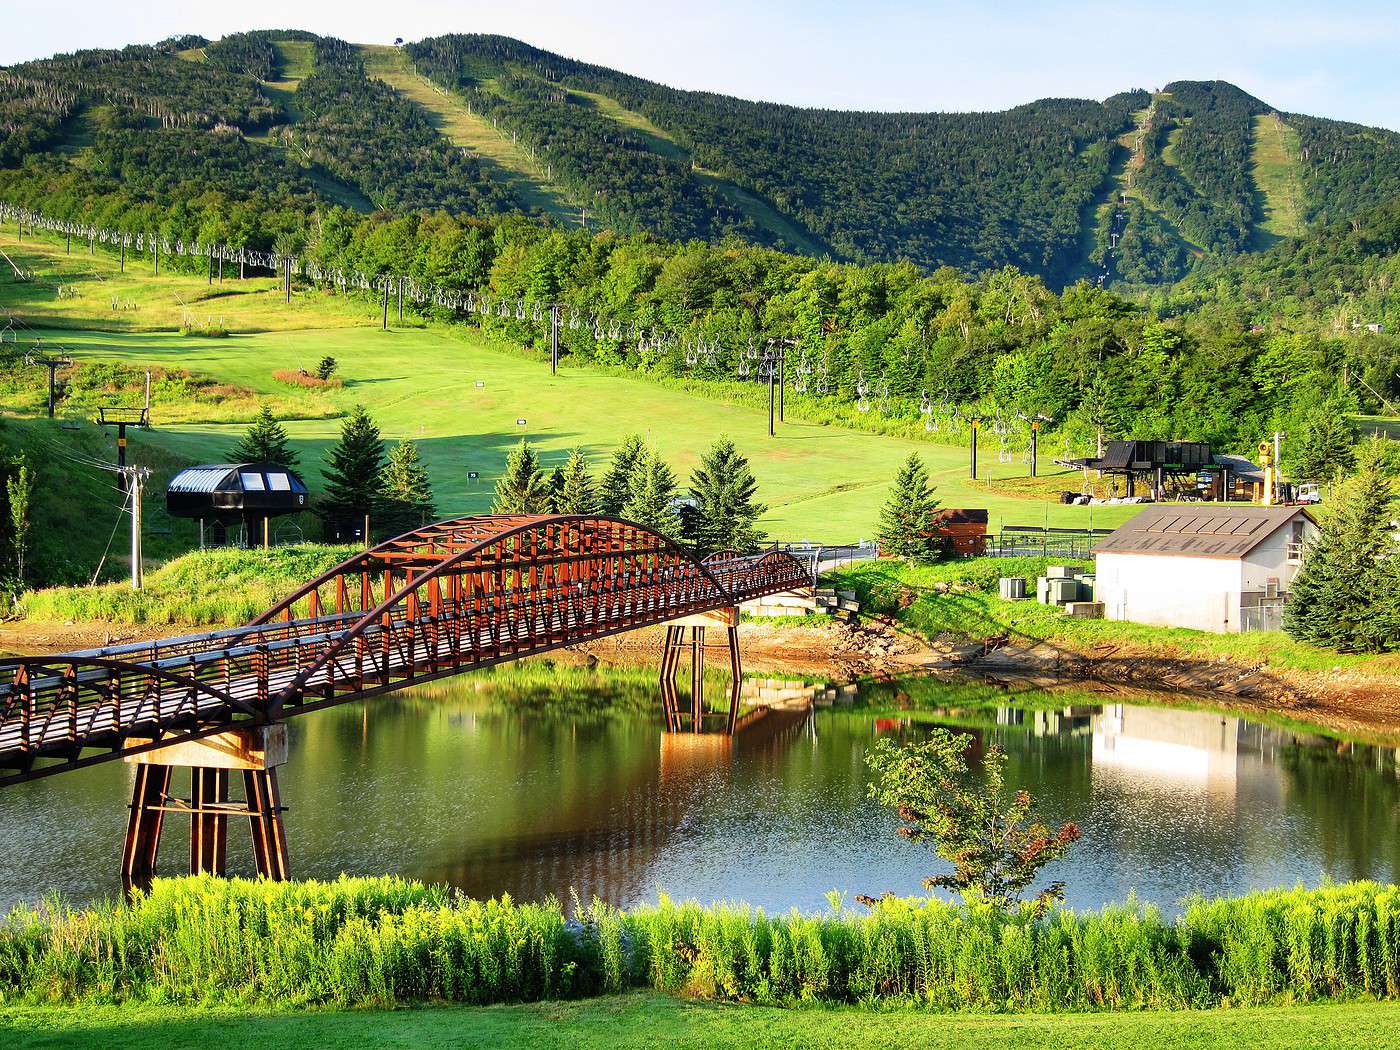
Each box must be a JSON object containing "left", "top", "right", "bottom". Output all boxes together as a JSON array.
[{"left": 0, "top": 516, "right": 812, "bottom": 785}]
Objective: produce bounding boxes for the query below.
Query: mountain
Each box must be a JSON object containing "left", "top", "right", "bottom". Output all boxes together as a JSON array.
[{"left": 4, "top": 31, "right": 1400, "bottom": 287}]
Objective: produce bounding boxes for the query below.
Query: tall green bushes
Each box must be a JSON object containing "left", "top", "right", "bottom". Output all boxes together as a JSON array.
[{"left": 3, "top": 877, "right": 1400, "bottom": 1011}]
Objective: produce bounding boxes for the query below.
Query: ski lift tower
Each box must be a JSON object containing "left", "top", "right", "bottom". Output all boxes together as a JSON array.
[
  {"left": 25, "top": 345, "right": 71, "bottom": 418},
  {"left": 97, "top": 375, "right": 151, "bottom": 490}
]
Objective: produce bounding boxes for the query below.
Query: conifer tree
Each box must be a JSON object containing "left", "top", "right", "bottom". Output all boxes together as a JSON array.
[
  {"left": 877, "top": 452, "right": 942, "bottom": 559},
  {"left": 599, "top": 434, "right": 645, "bottom": 515},
  {"left": 546, "top": 465, "right": 566, "bottom": 512},
  {"left": 555, "top": 448, "right": 599, "bottom": 515},
  {"left": 622, "top": 450, "right": 682, "bottom": 541},
  {"left": 1291, "top": 405, "right": 1357, "bottom": 482},
  {"left": 379, "top": 440, "right": 436, "bottom": 535},
  {"left": 229, "top": 405, "right": 298, "bottom": 467},
  {"left": 319, "top": 405, "right": 384, "bottom": 532},
  {"left": 682, "top": 437, "right": 767, "bottom": 553},
  {"left": 1284, "top": 439, "right": 1400, "bottom": 651},
  {"left": 492, "top": 439, "right": 551, "bottom": 514}
]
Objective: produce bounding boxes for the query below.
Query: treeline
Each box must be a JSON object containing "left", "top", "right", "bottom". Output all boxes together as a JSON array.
[
  {"left": 1132, "top": 82, "right": 1263, "bottom": 263},
  {"left": 4, "top": 155, "right": 1392, "bottom": 471},
  {"left": 7, "top": 43, "right": 282, "bottom": 130},
  {"left": 406, "top": 34, "right": 1142, "bottom": 280},
  {"left": 408, "top": 51, "right": 768, "bottom": 245},
  {"left": 1293, "top": 113, "right": 1400, "bottom": 228}
]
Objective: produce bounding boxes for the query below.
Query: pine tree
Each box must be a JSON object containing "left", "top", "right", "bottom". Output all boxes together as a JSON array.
[
  {"left": 599, "top": 434, "right": 645, "bottom": 515},
  {"left": 555, "top": 448, "right": 599, "bottom": 515},
  {"left": 492, "top": 439, "right": 551, "bottom": 514},
  {"left": 622, "top": 450, "right": 682, "bottom": 540},
  {"left": 546, "top": 465, "right": 566, "bottom": 512},
  {"left": 682, "top": 437, "right": 767, "bottom": 553},
  {"left": 229, "top": 405, "right": 298, "bottom": 467},
  {"left": 877, "top": 452, "right": 942, "bottom": 559},
  {"left": 1284, "top": 440, "right": 1400, "bottom": 651},
  {"left": 319, "top": 405, "right": 385, "bottom": 532},
  {"left": 379, "top": 440, "right": 436, "bottom": 535},
  {"left": 1292, "top": 406, "right": 1357, "bottom": 482}
]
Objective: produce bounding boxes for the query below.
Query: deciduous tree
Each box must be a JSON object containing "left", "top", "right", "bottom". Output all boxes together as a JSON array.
[{"left": 865, "top": 730, "right": 1081, "bottom": 911}]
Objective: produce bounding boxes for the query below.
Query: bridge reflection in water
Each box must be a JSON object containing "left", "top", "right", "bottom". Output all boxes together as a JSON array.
[
  {"left": 0, "top": 514, "right": 811, "bottom": 891},
  {"left": 2, "top": 674, "right": 1399, "bottom": 913}
]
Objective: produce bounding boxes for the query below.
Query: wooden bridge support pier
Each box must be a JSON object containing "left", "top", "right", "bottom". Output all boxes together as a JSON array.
[
  {"left": 659, "top": 608, "right": 742, "bottom": 734},
  {"left": 121, "top": 725, "right": 290, "bottom": 891}
]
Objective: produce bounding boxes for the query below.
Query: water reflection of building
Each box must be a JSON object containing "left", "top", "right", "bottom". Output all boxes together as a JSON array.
[
  {"left": 997, "top": 706, "right": 1096, "bottom": 737},
  {"left": 1088, "top": 704, "right": 1314, "bottom": 802}
]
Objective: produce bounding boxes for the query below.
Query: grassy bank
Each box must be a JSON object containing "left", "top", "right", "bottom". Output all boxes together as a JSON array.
[
  {"left": 7, "top": 995, "right": 1399, "bottom": 1049},
  {"left": 4, "top": 876, "right": 1400, "bottom": 1012},
  {"left": 829, "top": 557, "right": 1400, "bottom": 677},
  {"left": 20, "top": 544, "right": 352, "bottom": 626}
]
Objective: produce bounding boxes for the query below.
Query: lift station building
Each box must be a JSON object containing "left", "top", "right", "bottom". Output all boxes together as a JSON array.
[{"left": 166, "top": 462, "right": 309, "bottom": 546}]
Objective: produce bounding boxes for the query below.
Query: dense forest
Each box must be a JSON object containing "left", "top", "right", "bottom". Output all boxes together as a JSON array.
[
  {"left": 3, "top": 28, "right": 1400, "bottom": 489},
  {"left": 5, "top": 31, "right": 1400, "bottom": 288},
  {"left": 407, "top": 34, "right": 1141, "bottom": 280},
  {"left": 3, "top": 144, "right": 1393, "bottom": 485}
]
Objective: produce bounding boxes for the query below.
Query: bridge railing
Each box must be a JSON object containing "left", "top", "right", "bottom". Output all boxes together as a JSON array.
[{"left": 0, "top": 518, "right": 811, "bottom": 783}]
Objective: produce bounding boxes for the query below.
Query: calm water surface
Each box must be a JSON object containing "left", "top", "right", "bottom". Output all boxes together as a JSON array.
[{"left": 1, "top": 668, "right": 1397, "bottom": 914}]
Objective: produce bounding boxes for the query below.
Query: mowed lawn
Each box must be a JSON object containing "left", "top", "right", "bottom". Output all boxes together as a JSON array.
[
  {"left": 1, "top": 229, "right": 1137, "bottom": 540},
  {"left": 6, "top": 995, "right": 1400, "bottom": 1049}
]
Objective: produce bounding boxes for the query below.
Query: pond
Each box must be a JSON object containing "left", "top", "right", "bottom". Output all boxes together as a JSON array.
[{"left": 1, "top": 664, "right": 1397, "bottom": 916}]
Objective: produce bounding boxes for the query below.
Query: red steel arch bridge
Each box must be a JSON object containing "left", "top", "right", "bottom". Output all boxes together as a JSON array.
[{"left": 0, "top": 514, "right": 811, "bottom": 886}]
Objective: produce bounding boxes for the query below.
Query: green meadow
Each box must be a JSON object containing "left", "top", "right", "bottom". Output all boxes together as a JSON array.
[{"left": 0, "top": 229, "right": 1137, "bottom": 542}]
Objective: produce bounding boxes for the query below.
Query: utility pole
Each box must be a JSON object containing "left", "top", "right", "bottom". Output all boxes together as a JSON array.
[
  {"left": 970, "top": 419, "right": 980, "bottom": 480},
  {"left": 127, "top": 466, "right": 150, "bottom": 590},
  {"left": 1030, "top": 421, "right": 1039, "bottom": 478},
  {"left": 381, "top": 280, "right": 389, "bottom": 330}
]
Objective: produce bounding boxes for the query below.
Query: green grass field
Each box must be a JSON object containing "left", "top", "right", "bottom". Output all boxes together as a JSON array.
[
  {"left": 0, "top": 229, "right": 1139, "bottom": 543},
  {"left": 5, "top": 995, "right": 1399, "bottom": 1049},
  {"left": 1249, "top": 112, "right": 1306, "bottom": 249}
]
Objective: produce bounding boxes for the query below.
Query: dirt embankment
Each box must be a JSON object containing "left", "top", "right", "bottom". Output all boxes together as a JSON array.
[{"left": 5, "top": 616, "right": 1399, "bottom": 742}]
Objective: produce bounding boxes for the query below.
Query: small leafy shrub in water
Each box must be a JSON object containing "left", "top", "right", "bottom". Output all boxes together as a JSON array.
[{"left": 2, "top": 877, "right": 1400, "bottom": 1010}]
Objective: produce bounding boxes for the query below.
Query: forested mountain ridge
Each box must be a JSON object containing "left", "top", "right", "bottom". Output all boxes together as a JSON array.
[{"left": 3, "top": 30, "right": 1400, "bottom": 287}]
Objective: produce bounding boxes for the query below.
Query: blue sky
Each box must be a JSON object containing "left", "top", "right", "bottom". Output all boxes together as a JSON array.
[{"left": 7, "top": 0, "right": 1400, "bottom": 129}]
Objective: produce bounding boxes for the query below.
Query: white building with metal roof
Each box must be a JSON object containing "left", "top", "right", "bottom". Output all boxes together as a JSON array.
[{"left": 1093, "top": 505, "right": 1318, "bottom": 633}]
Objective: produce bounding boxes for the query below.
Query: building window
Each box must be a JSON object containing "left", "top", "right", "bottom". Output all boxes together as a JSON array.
[{"left": 1286, "top": 520, "right": 1305, "bottom": 563}]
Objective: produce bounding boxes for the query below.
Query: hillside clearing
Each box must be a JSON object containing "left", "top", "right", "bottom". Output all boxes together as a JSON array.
[
  {"left": 1250, "top": 112, "right": 1307, "bottom": 248},
  {"left": 571, "top": 85, "right": 827, "bottom": 256},
  {"left": 358, "top": 44, "right": 582, "bottom": 225}
]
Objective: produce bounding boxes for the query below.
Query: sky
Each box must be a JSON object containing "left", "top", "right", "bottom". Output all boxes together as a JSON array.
[{"left": 6, "top": 0, "right": 1400, "bottom": 130}]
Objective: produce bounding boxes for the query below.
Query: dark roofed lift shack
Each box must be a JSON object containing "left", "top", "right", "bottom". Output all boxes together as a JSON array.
[{"left": 166, "top": 462, "right": 309, "bottom": 548}]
